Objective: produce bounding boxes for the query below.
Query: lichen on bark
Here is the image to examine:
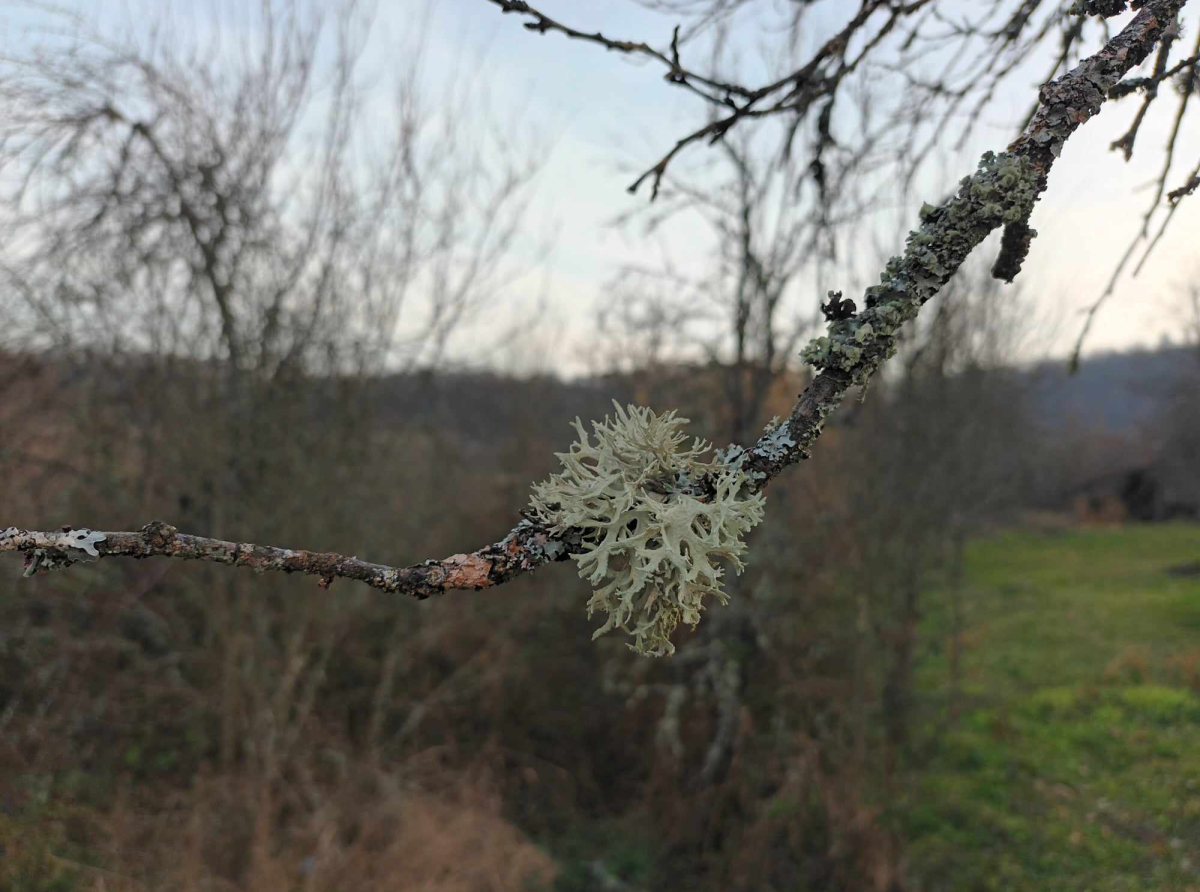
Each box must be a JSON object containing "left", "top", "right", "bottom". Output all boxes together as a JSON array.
[
  {"left": 528, "top": 403, "right": 765, "bottom": 656},
  {"left": 800, "top": 151, "right": 1041, "bottom": 381}
]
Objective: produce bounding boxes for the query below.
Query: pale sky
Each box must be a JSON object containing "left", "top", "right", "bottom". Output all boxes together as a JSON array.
[{"left": 4, "top": 0, "right": 1197, "bottom": 375}]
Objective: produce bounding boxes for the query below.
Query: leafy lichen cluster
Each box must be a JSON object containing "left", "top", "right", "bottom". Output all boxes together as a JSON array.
[
  {"left": 529, "top": 403, "right": 765, "bottom": 657},
  {"left": 800, "top": 151, "right": 1041, "bottom": 381}
]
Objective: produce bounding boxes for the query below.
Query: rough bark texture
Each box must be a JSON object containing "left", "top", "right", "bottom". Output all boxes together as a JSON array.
[
  {"left": 0, "top": 521, "right": 583, "bottom": 598},
  {"left": 1, "top": 0, "right": 1188, "bottom": 599}
]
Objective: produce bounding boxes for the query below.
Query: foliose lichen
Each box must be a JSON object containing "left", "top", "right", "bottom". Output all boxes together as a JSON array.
[
  {"left": 14, "top": 527, "right": 107, "bottom": 577},
  {"left": 800, "top": 151, "right": 1041, "bottom": 381},
  {"left": 757, "top": 416, "right": 797, "bottom": 464},
  {"left": 529, "top": 402, "right": 766, "bottom": 657}
]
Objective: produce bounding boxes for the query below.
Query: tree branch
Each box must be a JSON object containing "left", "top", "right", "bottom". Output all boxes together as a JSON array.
[
  {"left": 2, "top": 0, "right": 1188, "bottom": 599},
  {"left": 486, "top": 0, "right": 929, "bottom": 197},
  {"left": 484, "top": 0, "right": 759, "bottom": 99},
  {"left": 0, "top": 520, "right": 579, "bottom": 598}
]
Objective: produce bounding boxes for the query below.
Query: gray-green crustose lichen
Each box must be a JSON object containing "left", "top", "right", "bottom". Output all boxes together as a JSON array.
[
  {"left": 800, "top": 151, "right": 1041, "bottom": 381},
  {"left": 529, "top": 403, "right": 765, "bottom": 657}
]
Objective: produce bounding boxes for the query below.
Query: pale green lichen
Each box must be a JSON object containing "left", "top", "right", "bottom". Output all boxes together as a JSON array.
[
  {"left": 529, "top": 402, "right": 765, "bottom": 657},
  {"left": 757, "top": 416, "right": 797, "bottom": 463}
]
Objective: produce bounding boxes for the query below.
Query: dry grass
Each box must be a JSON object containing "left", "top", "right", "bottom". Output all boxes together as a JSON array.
[{"left": 2, "top": 765, "right": 557, "bottom": 892}]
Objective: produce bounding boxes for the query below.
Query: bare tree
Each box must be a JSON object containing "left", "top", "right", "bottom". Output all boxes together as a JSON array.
[
  {"left": 0, "top": 1, "right": 543, "bottom": 374},
  {"left": 602, "top": 123, "right": 865, "bottom": 443},
  {"left": 0, "top": 0, "right": 545, "bottom": 536},
  {"left": 0, "top": 0, "right": 549, "bottom": 831}
]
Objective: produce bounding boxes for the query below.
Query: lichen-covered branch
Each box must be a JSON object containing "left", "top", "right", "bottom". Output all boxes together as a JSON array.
[
  {"left": 729, "top": 0, "right": 1186, "bottom": 488},
  {"left": 0, "top": 521, "right": 578, "bottom": 598},
  {"left": 1, "top": 0, "right": 1187, "bottom": 639}
]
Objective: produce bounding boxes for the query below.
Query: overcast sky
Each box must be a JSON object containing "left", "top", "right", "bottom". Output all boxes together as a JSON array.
[{"left": 4, "top": 0, "right": 1198, "bottom": 375}]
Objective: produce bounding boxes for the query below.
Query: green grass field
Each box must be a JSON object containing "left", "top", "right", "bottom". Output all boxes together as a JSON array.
[{"left": 902, "top": 523, "right": 1200, "bottom": 892}]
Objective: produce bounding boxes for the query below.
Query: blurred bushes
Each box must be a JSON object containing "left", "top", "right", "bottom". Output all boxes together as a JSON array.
[{"left": 0, "top": 345, "right": 1046, "bottom": 890}]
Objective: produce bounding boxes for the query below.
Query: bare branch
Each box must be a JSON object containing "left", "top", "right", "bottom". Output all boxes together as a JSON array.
[
  {"left": 484, "top": 0, "right": 759, "bottom": 99},
  {"left": 487, "top": 0, "right": 930, "bottom": 197}
]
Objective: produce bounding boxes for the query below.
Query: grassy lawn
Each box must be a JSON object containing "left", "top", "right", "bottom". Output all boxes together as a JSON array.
[{"left": 902, "top": 523, "right": 1200, "bottom": 891}]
